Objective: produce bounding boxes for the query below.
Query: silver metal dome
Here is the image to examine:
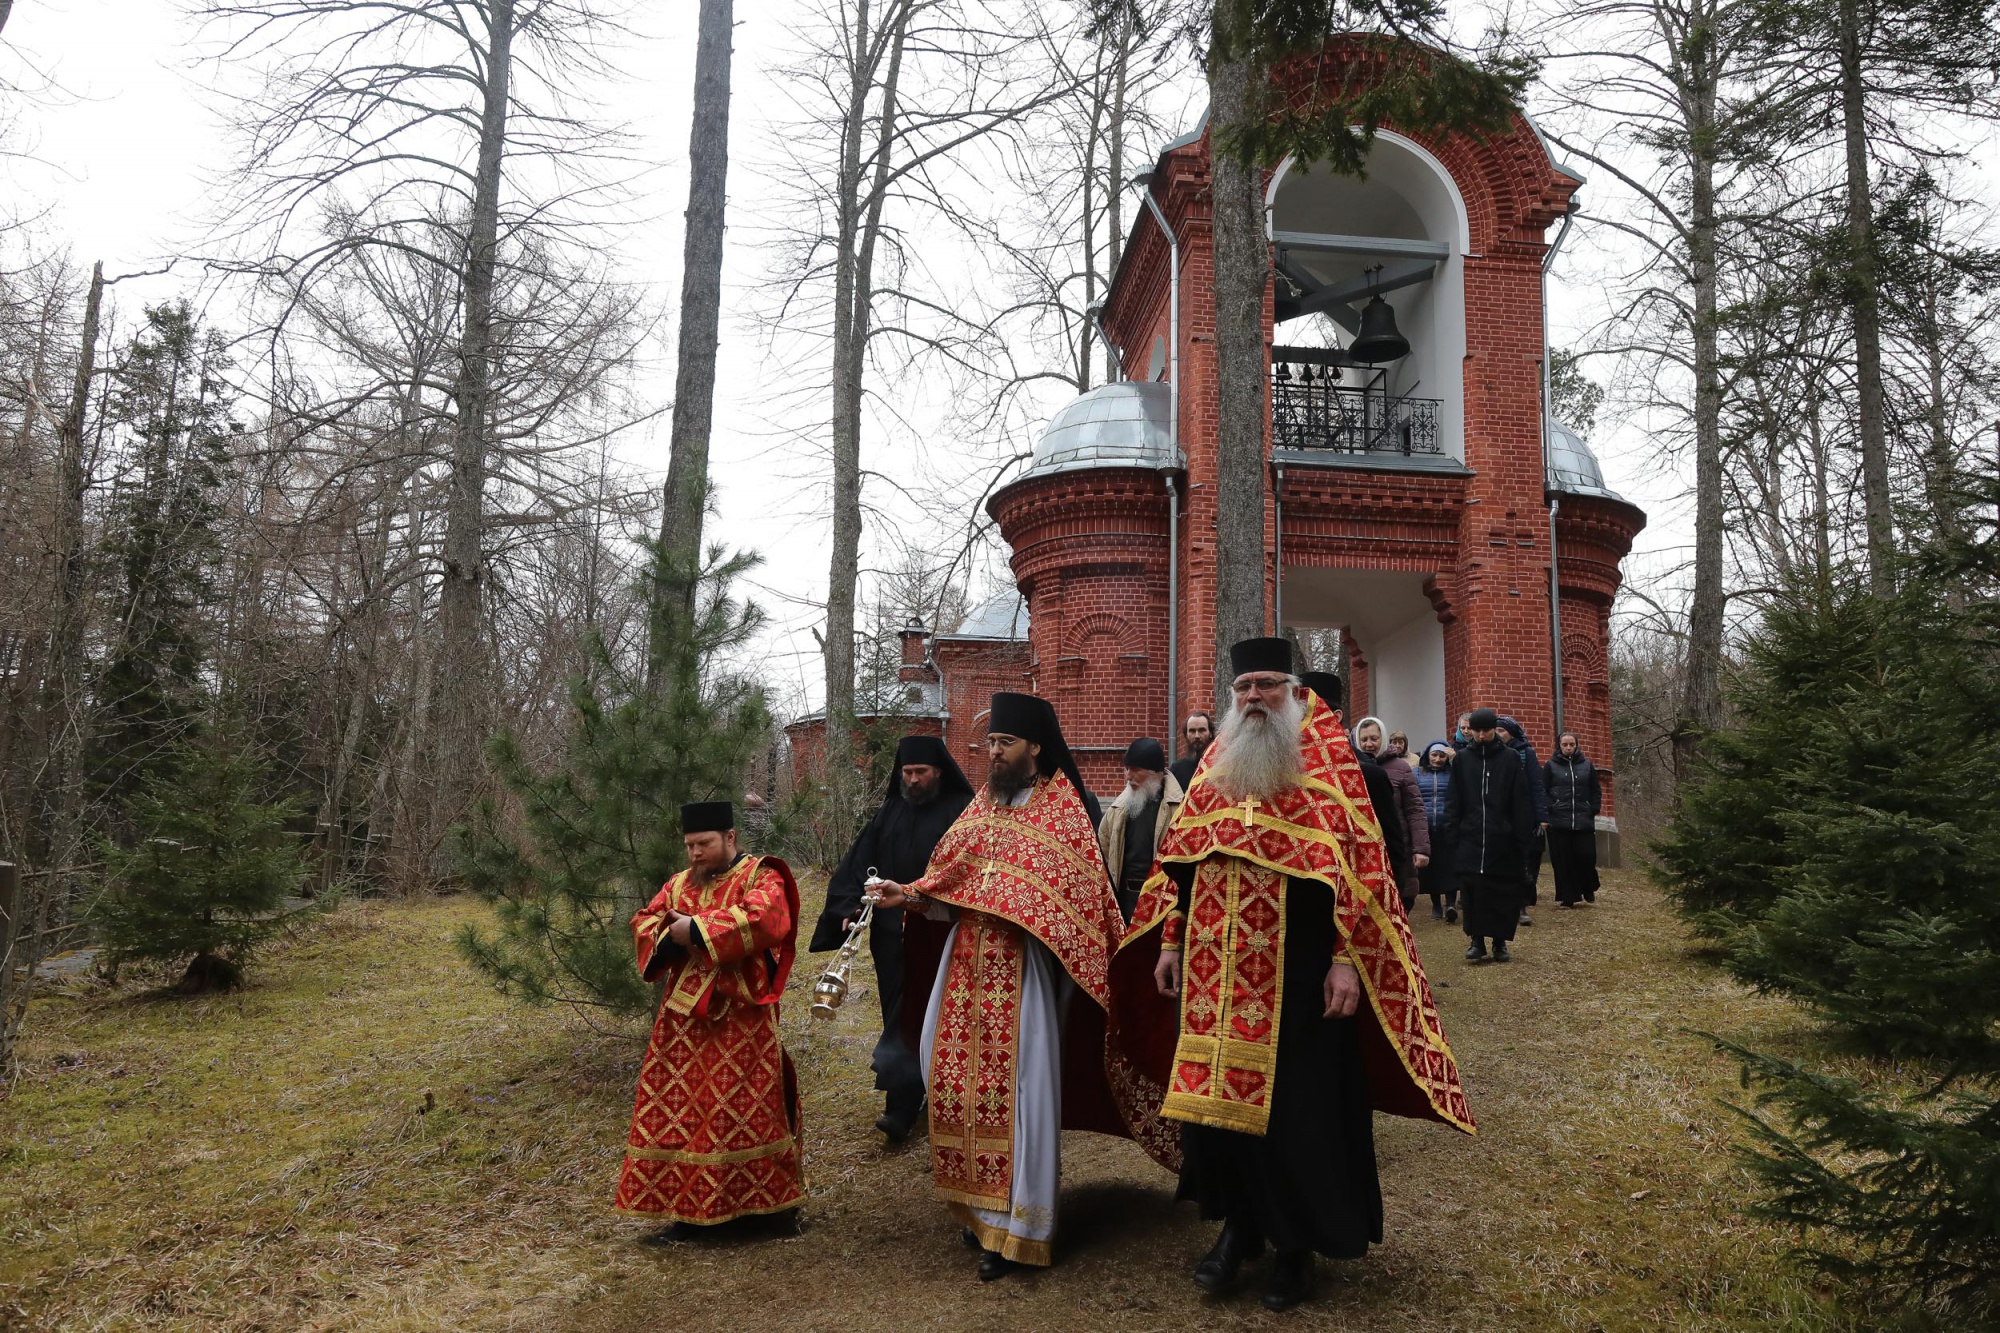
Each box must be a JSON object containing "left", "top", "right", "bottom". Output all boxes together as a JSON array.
[
  {"left": 1024, "top": 380, "right": 1177, "bottom": 478},
  {"left": 1546, "top": 418, "right": 1624, "bottom": 501},
  {"left": 941, "top": 592, "right": 1028, "bottom": 642}
]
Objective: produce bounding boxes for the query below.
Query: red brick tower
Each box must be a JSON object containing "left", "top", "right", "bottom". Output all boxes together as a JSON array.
[{"left": 990, "top": 37, "right": 1645, "bottom": 844}]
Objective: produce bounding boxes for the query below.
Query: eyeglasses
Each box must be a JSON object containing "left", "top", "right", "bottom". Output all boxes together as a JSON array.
[{"left": 1231, "top": 675, "right": 1291, "bottom": 696}]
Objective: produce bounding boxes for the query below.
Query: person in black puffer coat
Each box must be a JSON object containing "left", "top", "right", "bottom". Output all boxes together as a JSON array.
[
  {"left": 1542, "top": 731, "right": 1603, "bottom": 907},
  {"left": 1414, "top": 740, "right": 1458, "bottom": 921},
  {"left": 1443, "top": 709, "right": 1537, "bottom": 963}
]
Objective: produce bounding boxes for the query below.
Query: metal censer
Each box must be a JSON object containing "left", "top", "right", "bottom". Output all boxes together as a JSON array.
[{"left": 810, "top": 868, "right": 881, "bottom": 1019}]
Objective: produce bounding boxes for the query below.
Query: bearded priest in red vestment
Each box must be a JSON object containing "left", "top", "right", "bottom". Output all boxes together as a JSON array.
[
  {"left": 869, "top": 692, "right": 1178, "bottom": 1281},
  {"left": 614, "top": 801, "right": 806, "bottom": 1240},
  {"left": 1123, "top": 639, "right": 1474, "bottom": 1312}
]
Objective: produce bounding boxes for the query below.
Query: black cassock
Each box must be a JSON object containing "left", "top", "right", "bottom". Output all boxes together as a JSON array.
[
  {"left": 1165, "top": 864, "right": 1384, "bottom": 1260},
  {"left": 810, "top": 784, "right": 972, "bottom": 1117}
]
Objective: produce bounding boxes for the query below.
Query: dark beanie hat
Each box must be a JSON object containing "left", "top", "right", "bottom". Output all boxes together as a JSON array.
[
  {"left": 1298, "top": 671, "right": 1345, "bottom": 711},
  {"left": 680, "top": 801, "right": 734, "bottom": 834},
  {"left": 1122, "top": 737, "right": 1167, "bottom": 771},
  {"left": 1228, "top": 636, "right": 1294, "bottom": 677},
  {"left": 1468, "top": 707, "right": 1499, "bottom": 731}
]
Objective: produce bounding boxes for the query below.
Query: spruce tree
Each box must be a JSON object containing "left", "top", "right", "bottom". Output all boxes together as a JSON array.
[
  {"left": 89, "top": 728, "right": 309, "bottom": 993},
  {"left": 94, "top": 302, "right": 233, "bottom": 802},
  {"left": 455, "top": 546, "right": 771, "bottom": 1018},
  {"left": 1663, "top": 533, "right": 2000, "bottom": 1320}
]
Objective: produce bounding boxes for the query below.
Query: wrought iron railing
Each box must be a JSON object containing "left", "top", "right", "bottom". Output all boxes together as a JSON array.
[{"left": 1271, "top": 350, "right": 1442, "bottom": 456}]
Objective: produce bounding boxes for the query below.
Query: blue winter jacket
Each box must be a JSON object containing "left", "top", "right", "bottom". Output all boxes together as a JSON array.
[{"left": 1414, "top": 740, "right": 1454, "bottom": 837}]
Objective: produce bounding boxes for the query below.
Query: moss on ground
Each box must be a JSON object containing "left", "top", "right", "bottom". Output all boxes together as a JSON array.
[{"left": 1, "top": 871, "right": 1867, "bottom": 1331}]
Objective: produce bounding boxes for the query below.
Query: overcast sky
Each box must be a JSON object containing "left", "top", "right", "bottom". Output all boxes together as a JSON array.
[{"left": 11, "top": 0, "right": 1946, "bottom": 713}]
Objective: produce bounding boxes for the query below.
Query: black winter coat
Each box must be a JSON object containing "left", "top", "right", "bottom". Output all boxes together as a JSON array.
[
  {"left": 810, "top": 789, "right": 973, "bottom": 953},
  {"left": 1543, "top": 751, "right": 1602, "bottom": 832},
  {"left": 1358, "top": 754, "right": 1409, "bottom": 872},
  {"left": 1442, "top": 738, "right": 1537, "bottom": 878}
]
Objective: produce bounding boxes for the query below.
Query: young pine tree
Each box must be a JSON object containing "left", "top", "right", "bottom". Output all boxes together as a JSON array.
[
  {"left": 455, "top": 546, "right": 771, "bottom": 1018},
  {"left": 90, "top": 729, "right": 309, "bottom": 993}
]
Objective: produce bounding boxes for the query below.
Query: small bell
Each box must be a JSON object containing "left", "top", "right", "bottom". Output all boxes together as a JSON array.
[{"left": 1348, "top": 295, "right": 1410, "bottom": 363}]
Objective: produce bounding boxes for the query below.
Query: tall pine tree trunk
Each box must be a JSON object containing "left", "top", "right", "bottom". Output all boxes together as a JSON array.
[
  {"left": 1207, "top": 46, "right": 1270, "bottom": 704},
  {"left": 1676, "top": 12, "right": 1726, "bottom": 781},
  {"left": 436, "top": 0, "right": 515, "bottom": 866},
  {"left": 650, "top": 0, "right": 735, "bottom": 677},
  {"left": 1838, "top": 0, "right": 1895, "bottom": 595}
]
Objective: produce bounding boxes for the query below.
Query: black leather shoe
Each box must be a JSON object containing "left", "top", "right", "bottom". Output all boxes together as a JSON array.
[
  {"left": 876, "top": 1095, "right": 925, "bottom": 1143},
  {"left": 1262, "top": 1251, "right": 1313, "bottom": 1311},
  {"left": 642, "top": 1221, "right": 695, "bottom": 1246},
  {"left": 1191, "top": 1221, "right": 1263, "bottom": 1293},
  {"left": 1464, "top": 942, "right": 1488, "bottom": 962},
  {"left": 1519, "top": 909, "right": 1534, "bottom": 925},
  {"left": 960, "top": 1226, "right": 982, "bottom": 1249},
  {"left": 1445, "top": 904, "right": 1458, "bottom": 923},
  {"left": 1430, "top": 905, "right": 1444, "bottom": 920},
  {"left": 1492, "top": 941, "right": 1511, "bottom": 963},
  {"left": 977, "top": 1249, "right": 1017, "bottom": 1281}
]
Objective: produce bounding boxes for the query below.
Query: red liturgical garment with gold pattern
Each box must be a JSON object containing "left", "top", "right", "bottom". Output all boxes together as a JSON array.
[
  {"left": 907, "top": 773, "right": 1178, "bottom": 1222},
  {"left": 1121, "top": 696, "right": 1475, "bottom": 1137},
  {"left": 613, "top": 854, "right": 807, "bottom": 1224}
]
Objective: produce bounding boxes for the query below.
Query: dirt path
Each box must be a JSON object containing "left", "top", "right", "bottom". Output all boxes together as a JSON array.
[
  {"left": 1, "top": 871, "right": 1854, "bottom": 1333},
  {"left": 558, "top": 870, "right": 1848, "bottom": 1333}
]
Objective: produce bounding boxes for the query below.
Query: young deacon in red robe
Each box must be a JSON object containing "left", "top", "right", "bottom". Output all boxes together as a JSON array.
[
  {"left": 870, "top": 692, "right": 1178, "bottom": 1281},
  {"left": 1123, "top": 639, "right": 1474, "bottom": 1312},
  {"left": 614, "top": 801, "right": 806, "bottom": 1240}
]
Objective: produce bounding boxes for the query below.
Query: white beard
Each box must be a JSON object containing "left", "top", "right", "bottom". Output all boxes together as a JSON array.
[
  {"left": 1209, "top": 690, "right": 1307, "bottom": 802},
  {"left": 1118, "top": 772, "right": 1165, "bottom": 808}
]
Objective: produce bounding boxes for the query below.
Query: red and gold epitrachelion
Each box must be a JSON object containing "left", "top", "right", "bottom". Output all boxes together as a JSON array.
[
  {"left": 908, "top": 771, "right": 1178, "bottom": 1222},
  {"left": 613, "top": 854, "right": 807, "bottom": 1224},
  {"left": 1122, "top": 696, "right": 1475, "bottom": 1137}
]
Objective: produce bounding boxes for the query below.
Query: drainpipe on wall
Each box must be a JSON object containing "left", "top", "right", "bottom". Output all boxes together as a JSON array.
[
  {"left": 1164, "top": 473, "right": 1180, "bottom": 748},
  {"left": 1134, "top": 171, "right": 1182, "bottom": 742},
  {"left": 1541, "top": 204, "right": 1575, "bottom": 741}
]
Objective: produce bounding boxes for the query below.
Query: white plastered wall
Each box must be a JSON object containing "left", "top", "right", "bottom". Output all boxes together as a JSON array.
[{"left": 1283, "top": 566, "right": 1449, "bottom": 740}]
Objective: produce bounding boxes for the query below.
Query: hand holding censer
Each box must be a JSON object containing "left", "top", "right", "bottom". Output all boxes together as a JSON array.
[{"left": 810, "top": 868, "right": 883, "bottom": 1019}]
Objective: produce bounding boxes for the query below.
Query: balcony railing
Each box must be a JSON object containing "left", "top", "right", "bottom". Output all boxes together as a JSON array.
[{"left": 1271, "top": 349, "right": 1442, "bottom": 456}]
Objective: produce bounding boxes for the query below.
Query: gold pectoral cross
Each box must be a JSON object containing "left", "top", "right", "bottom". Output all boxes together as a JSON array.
[{"left": 1238, "top": 795, "right": 1263, "bottom": 828}]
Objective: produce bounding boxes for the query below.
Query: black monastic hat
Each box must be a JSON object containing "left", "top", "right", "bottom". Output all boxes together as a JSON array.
[
  {"left": 1468, "top": 707, "right": 1500, "bottom": 731},
  {"left": 1122, "top": 737, "right": 1167, "bottom": 771},
  {"left": 986, "top": 691, "right": 1087, "bottom": 795},
  {"left": 883, "top": 733, "right": 974, "bottom": 802},
  {"left": 680, "top": 800, "right": 734, "bottom": 834},
  {"left": 1298, "top": 671, "right": 1345, "bottom": 712},
  {"left": 1229, "top": 636, "right": 1294, "bottom": 678}
]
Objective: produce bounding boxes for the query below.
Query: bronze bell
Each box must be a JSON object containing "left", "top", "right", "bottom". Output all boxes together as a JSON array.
[{"left": 1348, "top": 294, "right": 1410, "bottom": 363}]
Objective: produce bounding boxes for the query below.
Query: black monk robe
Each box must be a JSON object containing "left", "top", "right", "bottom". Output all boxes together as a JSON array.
[{"left": 811, "top": 744, "right": 974, "bottom": 1118}]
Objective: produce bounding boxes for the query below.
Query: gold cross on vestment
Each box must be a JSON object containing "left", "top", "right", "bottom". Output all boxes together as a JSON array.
[{"left": 1238, "top": 795, "right": 1263, "bottom": 828}]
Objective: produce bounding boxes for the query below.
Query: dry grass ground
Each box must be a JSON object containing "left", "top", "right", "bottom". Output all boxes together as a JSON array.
[{"left": 1, "top": 869, "right": 1865, "bottom": 1333}]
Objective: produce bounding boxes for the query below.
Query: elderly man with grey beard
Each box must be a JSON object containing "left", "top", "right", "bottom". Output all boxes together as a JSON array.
[
  {"left": 1122, "top": 639, "right": 1473, "bottom": 1313},
  {"left": 1099, "top": 737, "right": 1184, "bottom": 921}
]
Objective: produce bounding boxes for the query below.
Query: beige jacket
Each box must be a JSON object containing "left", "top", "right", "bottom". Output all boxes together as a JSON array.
[{"left": 1097, "top": 770, "right": 1186, "bottom": 887}]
